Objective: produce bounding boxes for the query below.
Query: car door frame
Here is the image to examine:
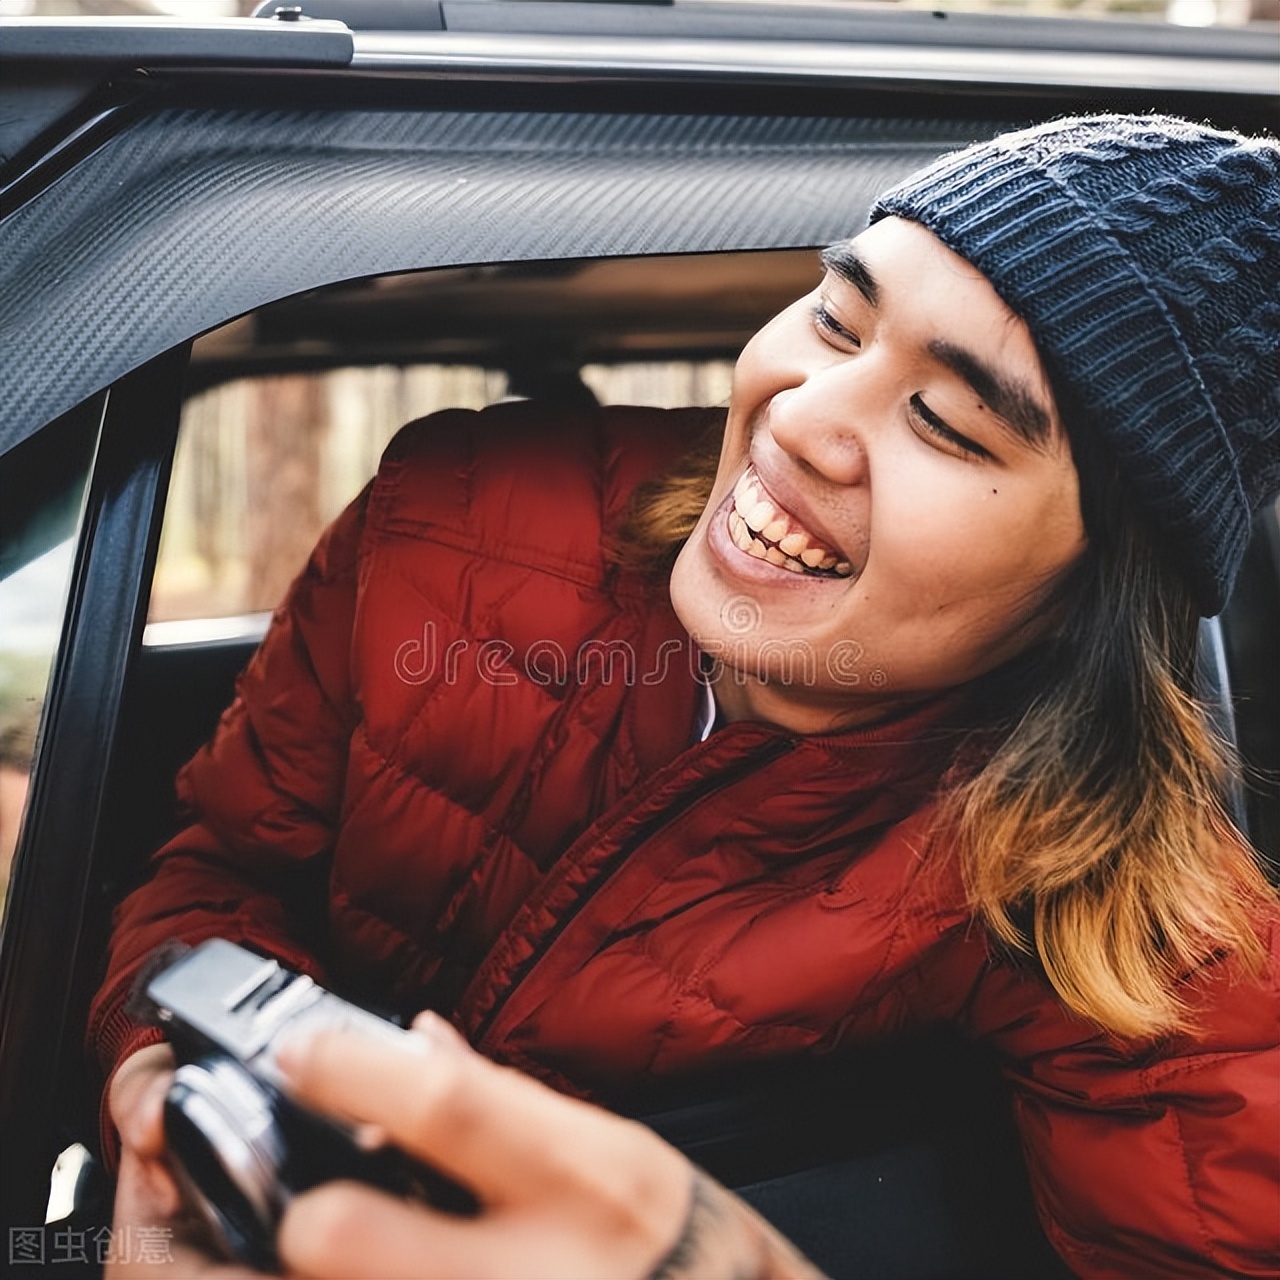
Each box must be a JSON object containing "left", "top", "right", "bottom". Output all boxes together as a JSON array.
[{"left": 0, "top": 347, "right": 187, "bottom": 1236}]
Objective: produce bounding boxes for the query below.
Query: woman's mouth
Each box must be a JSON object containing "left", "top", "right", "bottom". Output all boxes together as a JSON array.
[{"left": 726, "top": 465, "right": 853, "bottom": 578}]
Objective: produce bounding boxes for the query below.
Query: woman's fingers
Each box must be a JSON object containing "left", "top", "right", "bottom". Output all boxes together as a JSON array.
[
  {"left": 110, "top": 1145, "right": 181, "bottom": 1230},
  {"left": 281, "top": 1179, "right": 660, "bottom": 1280},
  {"left": 107, "top": 1043, "right": 264, "bottom": 1279},
  {"left": 107, "top": 1147, "right": 262, "bottom": 1280},
  {"left": 109, "top": 1043, "right": 176, "bottom": 1158},
  {"left": 275, "top": 1019, "right": 827, "bottom": 1280},
  {"left": 410, "top": 1009, "right": 467, "bottom": 1046},
  {"left": 277, "top": 1018, "right": 687, "bottom": 1217},
  {"left": 280, "top": 1181, "right": 515, "bottom": 1280}
]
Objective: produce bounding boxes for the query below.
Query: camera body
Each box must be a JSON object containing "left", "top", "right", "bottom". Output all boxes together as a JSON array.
[{"left": 139, "top": 938, "right": 469, "bottom": 1270}]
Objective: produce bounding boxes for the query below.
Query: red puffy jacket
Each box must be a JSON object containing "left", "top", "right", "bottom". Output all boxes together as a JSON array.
[{"left": 91, "top": 403, "right": 1280, "bottom": 1279}]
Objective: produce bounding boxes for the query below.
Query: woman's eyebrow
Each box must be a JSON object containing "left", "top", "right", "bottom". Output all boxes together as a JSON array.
[
  {"left": 820, "top": 244, "right": 878, "bottom": 307},
  {"left": 928, "top": 339, "right": 1052, "bottom": 447},
  {"left": 819, "top": 244, "right": 1052, "bottom": 447}
]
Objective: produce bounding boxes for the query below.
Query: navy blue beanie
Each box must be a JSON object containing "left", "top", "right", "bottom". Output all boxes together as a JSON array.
[{"left": 871, "top": 114, "right": 1280, "bottom": 616}]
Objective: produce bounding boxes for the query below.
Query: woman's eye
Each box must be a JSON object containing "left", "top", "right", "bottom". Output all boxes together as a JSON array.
[
  {"left": 812, "top": 302, "right": 860, "bottom": 350},
  {"left": 909, "top": 394, "right": 989, "bottom": 460}
]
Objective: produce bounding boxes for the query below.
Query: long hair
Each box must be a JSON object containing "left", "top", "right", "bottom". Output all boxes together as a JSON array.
[
  {"left": 943, "top": 416, "right": 1271, "bottom": 1037},
  {"left": 612, "top": 414, "right": 1273, "bottom": 1040},
  {"left": 608, "top": 419, "right": 724, "bottom": 570}
]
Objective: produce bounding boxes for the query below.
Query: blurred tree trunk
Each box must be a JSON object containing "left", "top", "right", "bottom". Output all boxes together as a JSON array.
[{"left": 245, "top": 375, "right": 326, "bottom": 612}]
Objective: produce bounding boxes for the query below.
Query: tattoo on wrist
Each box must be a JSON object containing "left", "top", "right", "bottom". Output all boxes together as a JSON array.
[
  {"left": 646, "top": 1172, "right": 714, "bottom": 1280},
  {"left": 647, "top": 1170, "right": 827, "bottom": 1280}
]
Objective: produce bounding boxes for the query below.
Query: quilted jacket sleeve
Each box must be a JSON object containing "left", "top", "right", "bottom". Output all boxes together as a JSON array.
[
  {"left": 967, "top": 918, "right": 1280, "bottom": 1279},
  {"left": 87, "top": 484, "right": 369, "bottom": 1087}
]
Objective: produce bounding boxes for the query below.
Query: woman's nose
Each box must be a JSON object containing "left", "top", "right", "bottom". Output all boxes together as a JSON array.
[{"left": 765, "top": 366, "right": 872, "bottom": 488}]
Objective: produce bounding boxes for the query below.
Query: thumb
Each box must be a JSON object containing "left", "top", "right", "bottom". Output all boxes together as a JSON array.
[{"left": 111, "top": 1045, "right": 176, "bottom": 1158}]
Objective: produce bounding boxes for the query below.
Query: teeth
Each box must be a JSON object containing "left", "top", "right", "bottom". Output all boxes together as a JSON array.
[{"left": 727, "top": 466, "right": 854, "bottom": 578}]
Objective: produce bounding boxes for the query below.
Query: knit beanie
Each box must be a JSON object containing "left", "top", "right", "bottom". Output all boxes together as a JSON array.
[{"left": 870, "top": 114, "right": 1280, "bottom": 616}]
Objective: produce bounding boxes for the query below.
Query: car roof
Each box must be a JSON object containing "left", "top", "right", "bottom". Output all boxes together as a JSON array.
[
  {"left": 2, "top": 5, "right": 1274, "bottom": 88},
  {"left": 1, "top": 5, "right": 1275, "bottom": 457}
]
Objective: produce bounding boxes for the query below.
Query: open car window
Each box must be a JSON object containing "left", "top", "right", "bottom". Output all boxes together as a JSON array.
[{"left": 145, "top": 252, "right": 796, "bottom": 636}]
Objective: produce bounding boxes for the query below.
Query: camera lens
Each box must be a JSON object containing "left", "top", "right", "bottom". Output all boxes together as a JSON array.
[{"left": 165, "top": 1055, "right": 285, "bottom": 1270}]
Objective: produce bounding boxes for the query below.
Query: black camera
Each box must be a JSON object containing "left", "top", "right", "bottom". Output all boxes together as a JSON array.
[{"left": 137, "top": 938, "right": 473, "bottom": 1270}]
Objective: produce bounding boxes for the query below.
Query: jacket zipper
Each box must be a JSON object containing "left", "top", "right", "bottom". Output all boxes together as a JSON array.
[{"left": 471, "top": 736, "right": 795, "bottom": 1048}]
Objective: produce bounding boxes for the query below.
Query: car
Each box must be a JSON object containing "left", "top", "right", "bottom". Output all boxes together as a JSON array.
[{"left": 1, "top": 3, "right": 1276, "bottom": 1276}]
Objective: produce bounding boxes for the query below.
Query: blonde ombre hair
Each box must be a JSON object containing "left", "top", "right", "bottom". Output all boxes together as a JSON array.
[{"left": 612, "top": 418, "right": 1273, "bottom": 1040}]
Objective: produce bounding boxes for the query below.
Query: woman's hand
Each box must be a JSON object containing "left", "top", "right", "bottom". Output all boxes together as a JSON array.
[
  {"left": 108, "top": 1042, "right": 176, "bottom": 1169},
  {"left": 102, "top": 1020, "right": 825, "bottom": 1279},
  {"left": 107, "top": 1041, "right": 265, "bottom": 1278},
  {"left": 109, "top": 1139, "right": 265, "bottom": 1280},
  {"left": 275, "top": 1013, "right": 826, "bottom": 1280}
]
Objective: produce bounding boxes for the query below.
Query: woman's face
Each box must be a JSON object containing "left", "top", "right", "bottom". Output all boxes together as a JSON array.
[{"left": 669, "top": 216, "right": 1087, "bottom": 734}]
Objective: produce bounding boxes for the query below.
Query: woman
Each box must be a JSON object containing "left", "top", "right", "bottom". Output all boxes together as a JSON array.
[{"left": 98, "top": 114, "right": 1280, "bottom": 1277}]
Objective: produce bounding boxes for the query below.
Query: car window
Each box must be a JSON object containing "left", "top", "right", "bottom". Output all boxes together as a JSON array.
[
  {"left": 0, "top": 406, "right": 96, "bottom": 914},
  {"left": 144, "top": 254, "right": 778, "bottom": 633},
  {"left": 148, "top": 357, "right": 734, "bottom": 630},
  {"left": 149, "top": 363, "right": 506, "bottom": 628}
]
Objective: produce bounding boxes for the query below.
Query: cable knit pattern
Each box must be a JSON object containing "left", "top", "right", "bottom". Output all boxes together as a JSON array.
[{"left": 872, "top": 114, "right": 1280, "bottom": 615}]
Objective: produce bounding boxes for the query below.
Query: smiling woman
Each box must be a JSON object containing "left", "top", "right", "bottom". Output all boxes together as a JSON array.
[
  {"left": 672, "top": 217, "right": 1086, "bottom": 732},
  {"left": 95, "top": 114, "right": 1279, "bottom": 1280},
  {"left": 654, "top": 202, "right": 1270, "bottom": 1041}
]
